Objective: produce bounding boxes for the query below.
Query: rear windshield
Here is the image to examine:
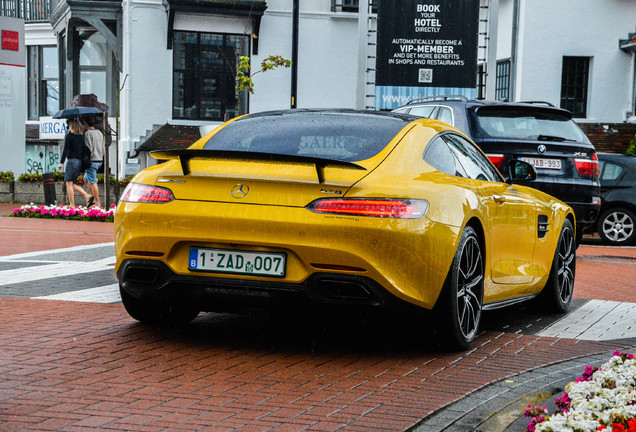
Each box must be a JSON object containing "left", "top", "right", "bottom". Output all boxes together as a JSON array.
[
  {"left": 203, "top": 111, "right": 412, "bottom": 162},
  {"left": 469, "top": 108, "right": 590, "bottom": 143}
]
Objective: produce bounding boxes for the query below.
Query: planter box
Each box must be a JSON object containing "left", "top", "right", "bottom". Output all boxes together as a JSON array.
[
  {"left": 9, "top": 181, "right": 119, "bottom": 206},
  {"left": 14, "top": 181, "right": 45, "bottom": 204},
  {"left": 0, "top": 182, "right": 14, "bottom": 203}
]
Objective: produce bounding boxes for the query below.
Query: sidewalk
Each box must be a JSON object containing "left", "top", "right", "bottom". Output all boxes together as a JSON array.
[{"left": 0, "top": 202, "right": 114, "bottom": 256}]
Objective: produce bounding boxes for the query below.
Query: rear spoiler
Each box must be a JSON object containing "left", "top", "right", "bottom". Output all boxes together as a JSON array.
[{"left": 150, "top": 149, "right": 366, "bottom": 183}]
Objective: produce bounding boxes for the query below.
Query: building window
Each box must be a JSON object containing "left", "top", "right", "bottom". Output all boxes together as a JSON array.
[
  {"left": 495, "top": 59, "right": 510, "bottom": 101},
  {"left": 173, "top": 31, "right": 248, "bottom": 121},
  {"left": 27, "top": 45, "right": 59, "bottom": 120},
  {"left": 560, "top": 56, "right": 589, "bottom": 118},
  {"left": 331, "top": 0, "right": 377, "bottom": 13},
  {"left": 78, "top": 30, "right": 107, "bottom": 103}
]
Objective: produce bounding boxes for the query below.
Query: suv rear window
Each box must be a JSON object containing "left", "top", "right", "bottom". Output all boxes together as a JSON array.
[
  {"left": 469, "top": 108, "right": 590, "bottom": 143},
  {"left": 203, "top": 111, "right": 411, "bottom": 162}
]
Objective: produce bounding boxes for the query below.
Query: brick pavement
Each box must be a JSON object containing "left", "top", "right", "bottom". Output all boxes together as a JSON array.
[
  {"left": 0, "top": 203, "right": 634, "bottom": 431},
  {"left": 0, "top": 297, "right": 624, "bottom": 431}
]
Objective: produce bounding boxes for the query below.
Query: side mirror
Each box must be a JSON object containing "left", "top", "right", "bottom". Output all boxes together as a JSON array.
[{"left": 507, "top": 159, "right": 537, "bottom": 183}]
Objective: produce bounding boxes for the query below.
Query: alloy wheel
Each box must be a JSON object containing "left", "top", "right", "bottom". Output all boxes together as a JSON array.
[
  {"left": 602, "top": 211, "right": 634, "bottom": 243},
  {"left": 456, "top": 236, "right": 483, "bottom": 340},
  {"left": 557, "top": 225, "right": 575, "bottom": 304}
]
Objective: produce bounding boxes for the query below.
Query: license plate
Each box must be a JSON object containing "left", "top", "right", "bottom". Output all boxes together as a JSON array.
[
  {"left": 520, "top": 157, "right": 562, "bottom": 170},
  {"left": 189, "top": 248, "right": 286, "bottom": 277}
]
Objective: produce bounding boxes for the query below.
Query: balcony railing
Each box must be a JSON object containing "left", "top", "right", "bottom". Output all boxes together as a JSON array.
[{"left": 0, "top": 0, "right": 50, "bottom": 22}]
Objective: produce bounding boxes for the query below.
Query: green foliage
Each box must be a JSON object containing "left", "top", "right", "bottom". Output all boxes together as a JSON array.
[
  {"left": 0, "top": 171, "right": 14, "bottom": 183},
  {"left": 626, "top": 133, "right": 636, "bottom": 157},
  {"left": 236, "top": 55, "right": 292, "bottom": 95},
  {"left": 18, "top": 172, "right": 42, "bottom": 182}
]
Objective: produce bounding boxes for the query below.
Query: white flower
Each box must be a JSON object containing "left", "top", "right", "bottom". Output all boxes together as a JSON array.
[{"left": 533, "top": 352, "right": 636, "bottom": 432}]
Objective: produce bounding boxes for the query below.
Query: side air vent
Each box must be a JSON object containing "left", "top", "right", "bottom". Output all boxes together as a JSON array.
[{"left": 538, "top": 215, "right": 549, "bottom": 238}]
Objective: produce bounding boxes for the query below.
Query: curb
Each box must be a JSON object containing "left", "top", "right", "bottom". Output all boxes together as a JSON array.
[{"left": 410, "top": 344, "right": 636, "bottom": 432}]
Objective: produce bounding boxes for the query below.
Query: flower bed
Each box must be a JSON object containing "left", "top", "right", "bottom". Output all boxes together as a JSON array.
[
  {"left": 525, "top": 351, "right": 636, "bottom": 432},
  {"left": 8, "top": 203, "right": 116, "bottom": 222}
]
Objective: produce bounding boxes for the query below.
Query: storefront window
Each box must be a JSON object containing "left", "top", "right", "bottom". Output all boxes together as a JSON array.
[{"left": 173, "top": 31, "right": 248, "bottom": 121}]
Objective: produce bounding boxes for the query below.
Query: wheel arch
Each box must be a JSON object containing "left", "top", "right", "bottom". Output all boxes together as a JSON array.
[{"left": 465, "top": 216, "right": 486, "bottom": 258}]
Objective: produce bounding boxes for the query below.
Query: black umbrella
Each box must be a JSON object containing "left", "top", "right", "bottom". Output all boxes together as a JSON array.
[{"left": 53, "top": 106, "right": 103, "bottom": 119}]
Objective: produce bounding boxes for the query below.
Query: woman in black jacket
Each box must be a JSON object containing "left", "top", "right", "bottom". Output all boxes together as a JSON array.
[{"left": 58, "top": 118, "right": 91, "bottom": 207}]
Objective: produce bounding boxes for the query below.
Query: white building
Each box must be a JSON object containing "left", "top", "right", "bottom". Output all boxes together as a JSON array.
[
  {"left": 495, "top": 0, "right": 636, "bottom": 123},
  {"left": 5, "top": 0, "right": 636, "bottom": 177}
]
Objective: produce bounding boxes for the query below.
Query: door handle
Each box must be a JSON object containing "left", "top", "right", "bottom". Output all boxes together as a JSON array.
[{"left": 492, "top": 194, "right": 506, "bottom": 204}]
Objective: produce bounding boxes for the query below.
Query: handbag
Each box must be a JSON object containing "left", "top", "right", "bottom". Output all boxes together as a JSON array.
[{"left": 81, "top": 143, "right": 92, "bottom": 172}]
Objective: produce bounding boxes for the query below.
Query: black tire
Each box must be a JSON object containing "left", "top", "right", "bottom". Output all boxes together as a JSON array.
[
  {"left": 438, "top": 226, "right": 484, "bottom": 350},
  {"left": 119, "top": 286, "right": 199, "bottom": 325},
  {"left": 597, "top": 208, "right": 636, "bottom": 246},
  {"left": 542, "top": 219, "right": 575, "bottom": 312}
]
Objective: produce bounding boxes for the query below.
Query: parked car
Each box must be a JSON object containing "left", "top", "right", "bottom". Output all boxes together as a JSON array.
[
  {"left": 115, "top": 109, "right": 576, "bottom": 349},
  {"left": 595, "top": 153, "right": 636, "bottom": 245},
  {"left": 393, "top": 96, "right": 601, "bottom": 243}
]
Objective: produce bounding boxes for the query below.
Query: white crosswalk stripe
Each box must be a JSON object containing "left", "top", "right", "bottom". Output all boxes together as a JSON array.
[
  {"left": 0, "top": 256, "right": 115, "bottom": 285},
  {"left": 538, "top": 299, "right": 636, "bottom": 341},
  {"left": 33, "top": 283, "right": 120, "bottom": 303}
]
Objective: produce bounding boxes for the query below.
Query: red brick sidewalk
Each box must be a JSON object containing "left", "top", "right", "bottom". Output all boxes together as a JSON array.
[
  {"left": 0, "top": 297, "right": 622, "bottom": 431},
  {"left": 0, "top": 203, "right": 114, "bottom": 256}
]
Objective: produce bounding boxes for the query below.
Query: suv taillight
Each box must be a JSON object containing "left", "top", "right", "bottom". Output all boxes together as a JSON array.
[{"left": 574, "top": 152, "right": 600, "bottom": 177}]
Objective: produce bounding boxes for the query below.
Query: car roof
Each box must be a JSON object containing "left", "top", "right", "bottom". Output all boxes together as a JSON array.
[
  {"left": 397, "top": 98, "right": 573, "bottom": 119},
  {"left": 240, "top": 109, "right": 419, "bottom": 123},
  {"left": 598, "top": 152, "right": 636, "bottom": 163}
]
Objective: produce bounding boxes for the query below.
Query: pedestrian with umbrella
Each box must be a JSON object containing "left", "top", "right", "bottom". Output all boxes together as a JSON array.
[{"left": 57, "top": 118, "right": 92, "bottom": 208}]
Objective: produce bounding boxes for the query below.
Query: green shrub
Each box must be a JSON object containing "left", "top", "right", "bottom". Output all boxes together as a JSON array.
[
  {"left": 0, "top": 171, "right": 14, "bottom": 183},
  {"left": 18, "top": 173, "right": 42, "bottom": 182},
  {"left": 627, "top": 133, "right": 636, "bottom": 157}
]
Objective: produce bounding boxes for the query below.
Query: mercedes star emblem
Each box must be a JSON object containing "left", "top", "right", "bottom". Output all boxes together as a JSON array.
[
  {"left": 231, "top": 184, "right": 249, "bottom": 199},
  {"left": 537, "top": 145, "right": 547, "bottom": 154}
]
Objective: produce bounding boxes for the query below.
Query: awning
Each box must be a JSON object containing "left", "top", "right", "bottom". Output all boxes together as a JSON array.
[
  {"left": 620, "top": 32, "right": 636, "bottom": 52},
  {"left": 167, "top": 0, "right": 268, "bottom": 54}
]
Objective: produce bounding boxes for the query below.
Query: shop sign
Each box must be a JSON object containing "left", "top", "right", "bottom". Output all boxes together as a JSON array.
[
  {"left": 39, "top": 117, "right": 67, "bottom": 139},
  {"left": 1, "top": 30, "right": 19, "bottom": 51},
  {"left": 375, "top": 0, "right": 480, "bottom": 109}
]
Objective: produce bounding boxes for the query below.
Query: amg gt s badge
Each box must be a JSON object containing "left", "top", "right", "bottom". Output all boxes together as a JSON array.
[{"left": 321, "top": 188, "right": 343, "bottom": 195}]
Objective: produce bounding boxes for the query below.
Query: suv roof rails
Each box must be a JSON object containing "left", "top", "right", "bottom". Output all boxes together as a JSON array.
[
  {"left": 517, "top": 100, "right": 556, "bottom": 107},
  {"left": 406, "top": 95, "right": 468, "bottom": 105}
]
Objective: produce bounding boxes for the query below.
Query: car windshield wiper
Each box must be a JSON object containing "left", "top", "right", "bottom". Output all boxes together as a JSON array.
[{"left": 537, "top": 134, "right": 574, "bottom": 142}]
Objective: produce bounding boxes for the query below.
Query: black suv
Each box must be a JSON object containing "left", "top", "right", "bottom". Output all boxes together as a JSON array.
[{"left": 393, "top": 96, "right": 601, "bottom": 241}]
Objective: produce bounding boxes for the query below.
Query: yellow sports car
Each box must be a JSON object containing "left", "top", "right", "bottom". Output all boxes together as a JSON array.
[{"left": 115, "top": 109, "right": 576, "bottom": 348}]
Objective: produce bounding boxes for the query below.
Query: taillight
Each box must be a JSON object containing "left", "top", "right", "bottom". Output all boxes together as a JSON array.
[
  {"left": 307, "top": 198, "right": 428, "bottom": 219},
  {"left": 486, "top": 153, "right": 505, "bottom": 169},
  {"left": 120, "top": 183, "right": 175, "bottom": 203},
  {"left": 574, "top": 152, "right": 600, "bottom": 177}
]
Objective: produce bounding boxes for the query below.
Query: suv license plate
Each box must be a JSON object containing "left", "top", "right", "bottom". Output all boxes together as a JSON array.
[
  {"left": 189, "top": 248, "right": 286, "bottom": 277},
  {"left": 520, "top": 157, "right": 562, "bottom": 170}
]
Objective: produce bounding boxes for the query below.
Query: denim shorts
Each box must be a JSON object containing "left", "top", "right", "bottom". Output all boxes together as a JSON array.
[
  {"left": 84, "top": 162, "right": 102, "bottom": 184},
  {"left": 64, "top": 158, "right": 82, "bottom": 182}
]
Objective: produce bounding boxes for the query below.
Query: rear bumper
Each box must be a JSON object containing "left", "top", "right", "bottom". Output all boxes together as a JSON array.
[
  {"left": 114, "top": 200, "right": 459, "bottom": 310},
  {"left": 118, "top": 259, "right": 403, "bottom": 312},
  {"left": 568, "top": 201, "right": 601, "bottom": 231}
]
